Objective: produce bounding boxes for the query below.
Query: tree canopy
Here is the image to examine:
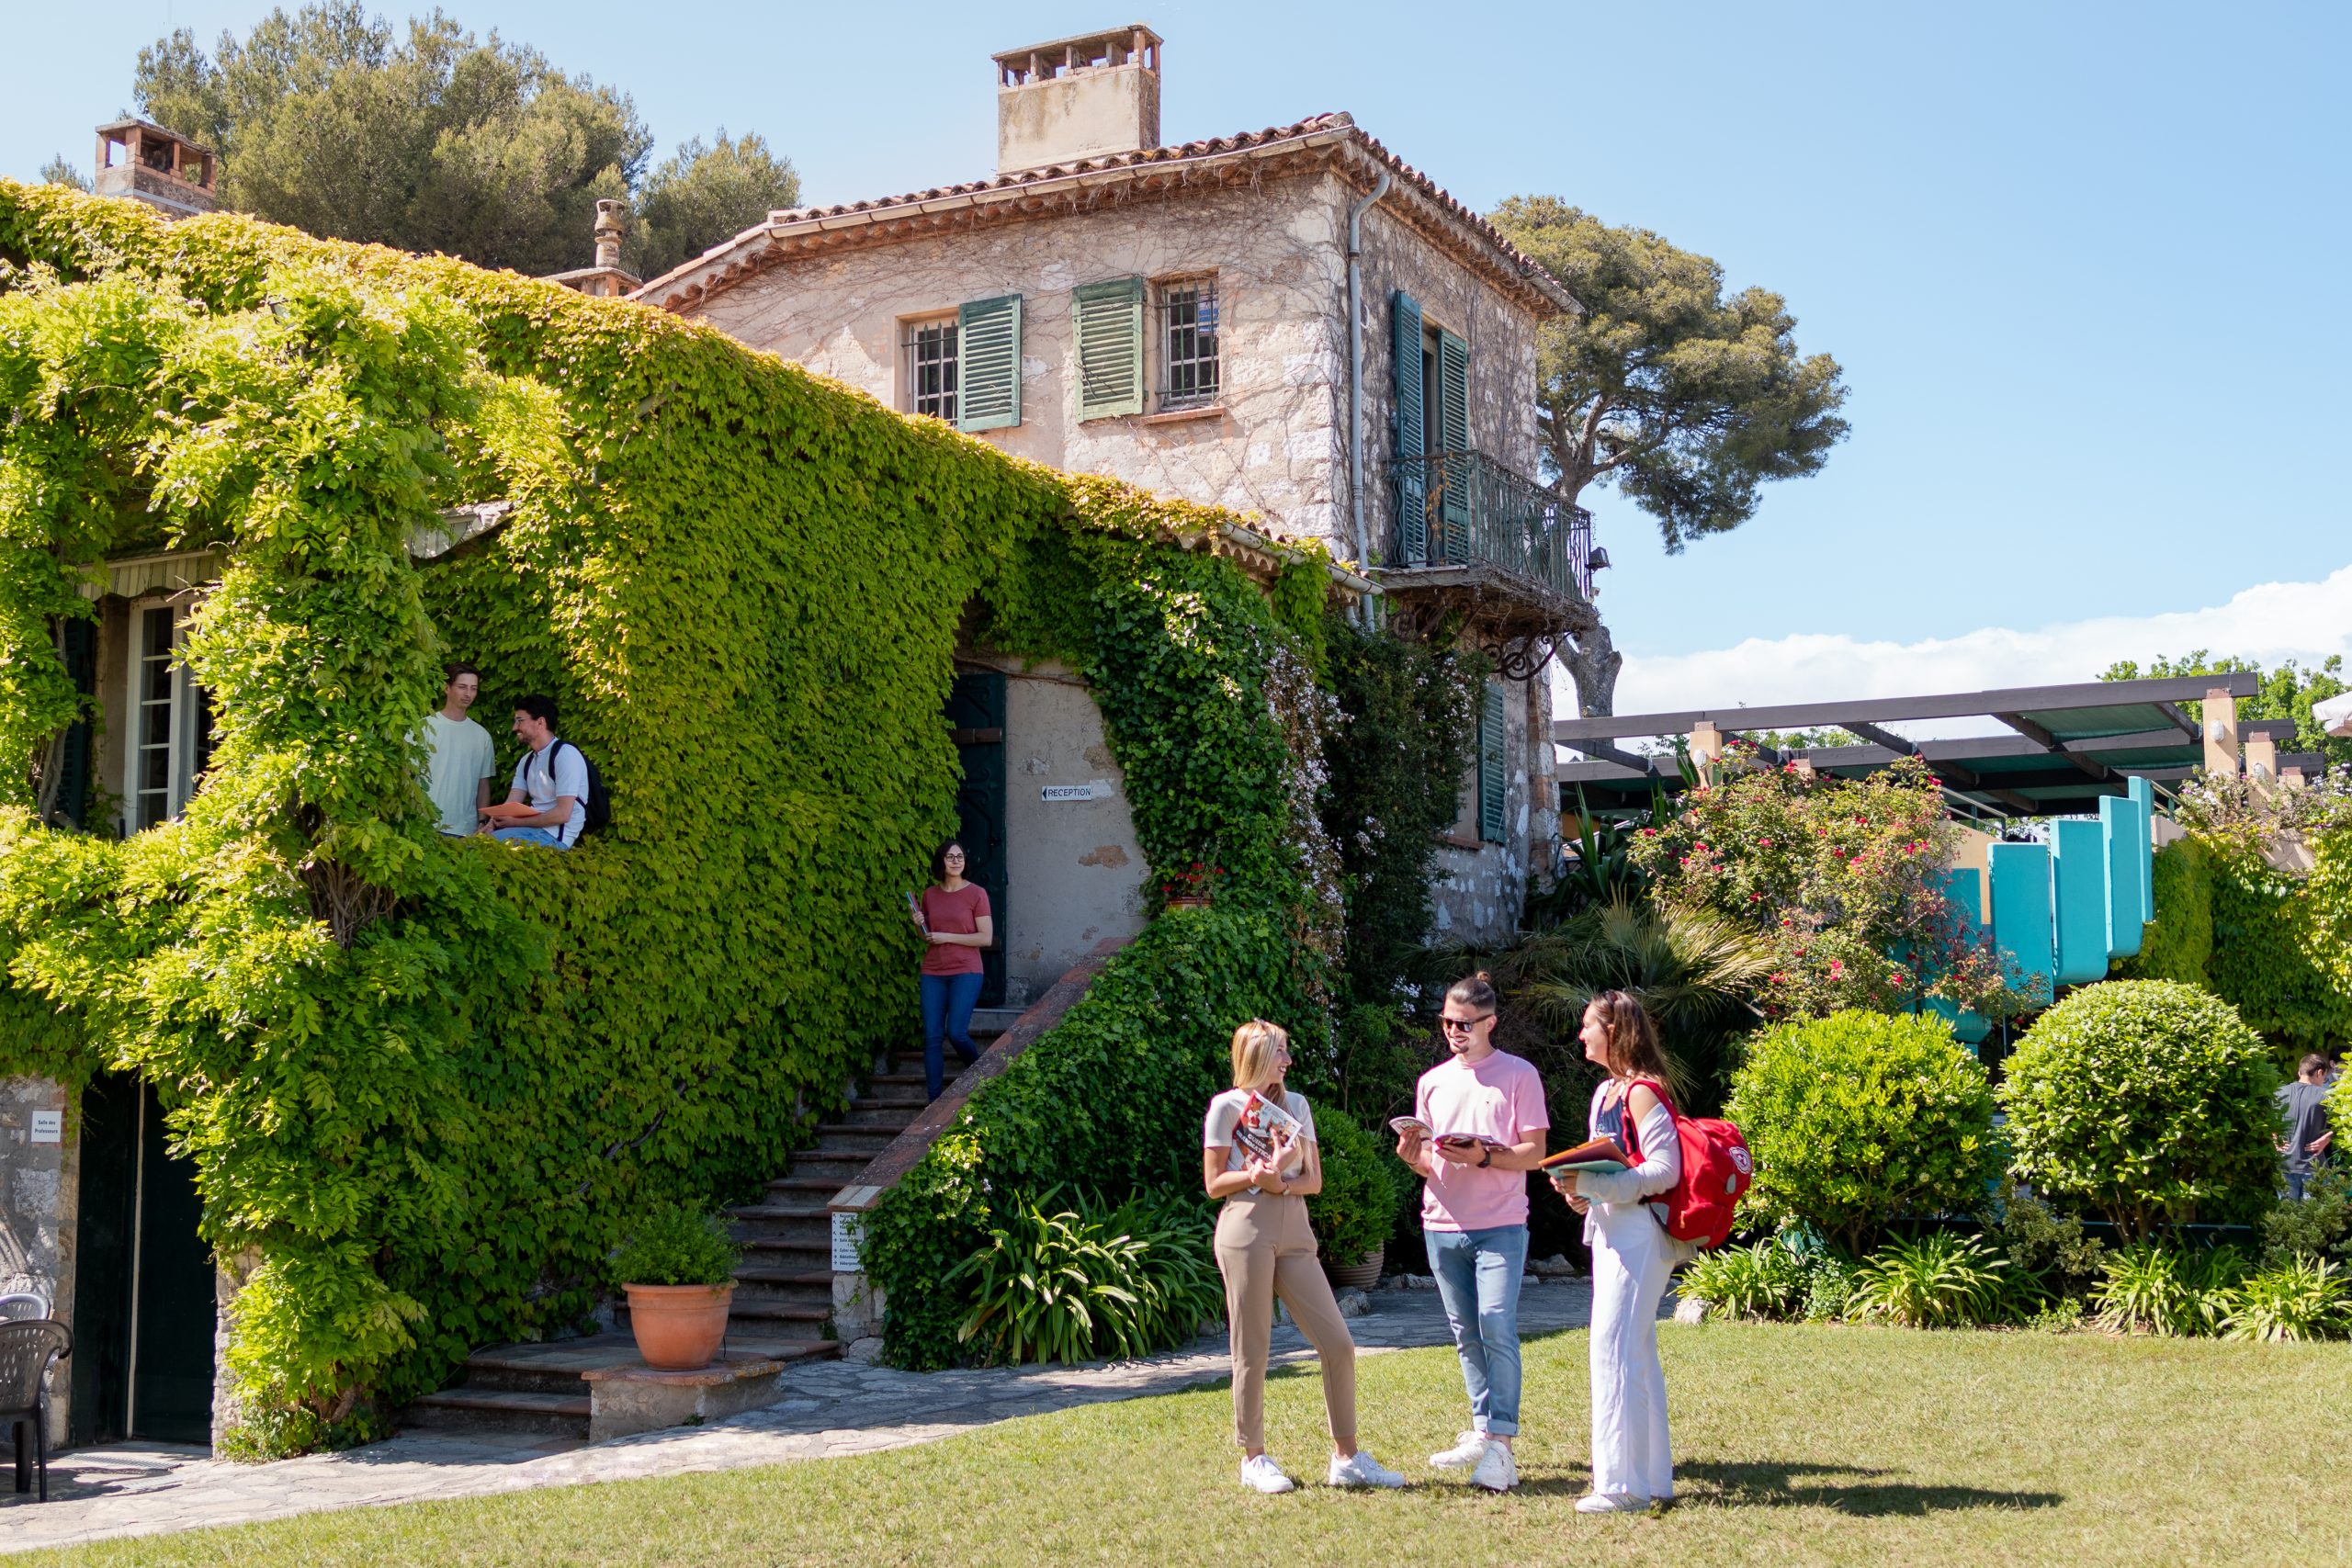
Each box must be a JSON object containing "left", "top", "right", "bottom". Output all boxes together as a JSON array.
[
  {"left": 631, "top": 131, "right": 801, "bottom": 280},
  {"left": 1487, "top": 197, "right": 1849, "bottom": 715},
  {"left": 2101, "top": 651, "right": 2351, "bottom": 770},
  {"left": 133, "top": 4, "right": 796, "bottom": 279}
]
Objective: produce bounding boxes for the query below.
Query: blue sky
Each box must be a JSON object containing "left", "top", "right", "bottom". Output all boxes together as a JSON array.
[{"left": 7, "top": 1, "right": 2348, "bottom": 711}]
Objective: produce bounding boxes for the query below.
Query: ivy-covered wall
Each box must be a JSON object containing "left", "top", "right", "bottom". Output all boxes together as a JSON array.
[{"left": 0, "top": 182, "right": 1332, "bottom": 1432}]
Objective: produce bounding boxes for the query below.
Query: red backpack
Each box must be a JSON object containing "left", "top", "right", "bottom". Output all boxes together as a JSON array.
[{"left": 1621, "top": 1079, "right": 1752, "bottom": 1250}]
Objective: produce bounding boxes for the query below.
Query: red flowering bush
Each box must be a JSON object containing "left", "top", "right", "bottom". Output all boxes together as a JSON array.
[{"left": 1630, "top": 754, "right": 2041, "bottom": 1021}]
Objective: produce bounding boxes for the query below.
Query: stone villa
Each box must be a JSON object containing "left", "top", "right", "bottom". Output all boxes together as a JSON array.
[{"left": 631, "top": 25, "right": 1597, "bottom": 944}]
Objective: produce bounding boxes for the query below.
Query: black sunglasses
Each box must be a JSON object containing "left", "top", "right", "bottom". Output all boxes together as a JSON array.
[{"left": 1439, "top": 1014, "right": 1495, "bottom": 1033}]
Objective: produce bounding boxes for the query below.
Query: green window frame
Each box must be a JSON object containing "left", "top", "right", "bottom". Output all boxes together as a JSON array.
[
  {"left": 1073, "top": 276, "right": 1146, "bottom": 421},
  {"left": 956, "top": 294, "right": 1023, "bottom": 432}
]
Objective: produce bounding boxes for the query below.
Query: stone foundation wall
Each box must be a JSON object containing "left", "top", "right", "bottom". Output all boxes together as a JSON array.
[{"left": 1, "top": 1075, "right": 76, "bottom": 1444}]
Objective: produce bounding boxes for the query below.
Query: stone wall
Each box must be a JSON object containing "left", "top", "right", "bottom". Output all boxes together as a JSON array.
[
  {"left": 689, "top": 171, "right": 1353, "bottom": 555},
  {"left": 1, "top": 1074, "right": 76, "bottom": 1443}
]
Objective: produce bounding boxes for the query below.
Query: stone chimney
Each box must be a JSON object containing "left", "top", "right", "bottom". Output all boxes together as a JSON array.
[
  {"left": 594, "top": 199, "right": 626, "bottom": 270},
  {"left": 93, "top": 118, "right": 219, "bottom": 219},
  {"left": 992, "top": 25, "right": 1162, "bottom": 174},
  {"left": 542, "top": 199, "right": 640, "bottom": 299}
]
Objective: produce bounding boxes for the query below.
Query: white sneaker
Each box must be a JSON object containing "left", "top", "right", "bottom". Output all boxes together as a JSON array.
[
  {"left": 1469, "top": 1440, "right": 1519, "bottom": 1493},
  {"left": 1429, "top": 1429, "right": 1487, "bottom": 1470},
  {"left": 1327, "top": 1450, "right": 1406, "bottom": 1489},
  {"left": 1239, "top": 1454, "right": 1295, "bottom": 1495},
  {"left": 1574, "top": 1490, "right": 1647, "bottom": 1513}
]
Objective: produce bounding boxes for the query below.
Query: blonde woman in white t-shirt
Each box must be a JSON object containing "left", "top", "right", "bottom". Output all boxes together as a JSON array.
[{"left": 1203, "top": 1019, "right": 1405, "bottom": 1495}]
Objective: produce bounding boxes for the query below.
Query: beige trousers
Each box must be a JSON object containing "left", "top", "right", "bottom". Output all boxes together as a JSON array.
[{"left": 1214, "top": 1190, "right": 1358, "bottom": 1452}]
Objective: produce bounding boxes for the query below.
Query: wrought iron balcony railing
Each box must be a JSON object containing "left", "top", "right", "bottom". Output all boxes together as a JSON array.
[{"left": 1387, "top": 450, "right": 1594, "bottom": 603}]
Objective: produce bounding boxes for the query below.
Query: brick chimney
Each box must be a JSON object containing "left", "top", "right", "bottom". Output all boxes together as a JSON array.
[
  {"left": 992, "top": 25, "right": 1162, "bottom": 174},
  {"left": 93, "top": 119, "right": 218, "bottom": 219}
]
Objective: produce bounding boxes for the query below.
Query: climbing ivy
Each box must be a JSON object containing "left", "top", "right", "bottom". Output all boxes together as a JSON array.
[
  {"left": 0, "top": 182, "right": 1334, "bottom": 1430},
  {"left": 2112, "top": 838, "right": 2214, "bottom": 987}
]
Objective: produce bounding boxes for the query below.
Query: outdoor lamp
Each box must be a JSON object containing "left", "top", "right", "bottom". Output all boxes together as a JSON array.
[{"left": 1588, "top": 547, "right": 1611, "bottom": 572}]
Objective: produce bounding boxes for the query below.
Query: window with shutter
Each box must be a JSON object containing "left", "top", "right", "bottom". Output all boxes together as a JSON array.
[
  {"left": 1478, "top": 680, "right": 1508, "bottom": 844},
  {"left": 1437, "top": 329, "right": 1471, "bottom": 541},
  {"left": 956, "top": 294, "right": 1023, "bottom": 432},
  {"left": 1073, "top": 277, "right": 1145, "bottom": 420},
  {"left": 1393, "top": 290, "right": 1426, "bottom": 563}
]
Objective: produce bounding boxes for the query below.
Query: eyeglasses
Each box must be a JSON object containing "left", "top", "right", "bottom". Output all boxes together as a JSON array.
[{"left": 1439, "top": 1014, "right": 1494, "bottom": 1034}]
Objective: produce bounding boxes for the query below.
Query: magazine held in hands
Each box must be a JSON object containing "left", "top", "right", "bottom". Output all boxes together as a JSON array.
[
  {"left": 1235, "top": 1090, "right": 1308, "bottom": 1165},
  {"left": 1389, "top": 1117, "right": 1630, "bottom": 1175}
]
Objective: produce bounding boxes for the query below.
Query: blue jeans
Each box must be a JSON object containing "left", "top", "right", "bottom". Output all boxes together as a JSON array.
[
  {"left": 2287, "top": 1169, "right": 2311, "bottom": 1201},
  {"left": 920, "top": 971, "right": 984, "bottom": 1099},
  {"left": 1426, "top": 1224, "right": 1529, "bottom": 1436},
  {"left": 492, "top": 826, "right": 567, "bottom": 848}
]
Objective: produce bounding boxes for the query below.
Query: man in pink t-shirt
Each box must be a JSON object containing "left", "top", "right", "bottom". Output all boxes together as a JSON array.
[{"left": 1393, "top": 974, "right": 1548, "bottom": 1493}]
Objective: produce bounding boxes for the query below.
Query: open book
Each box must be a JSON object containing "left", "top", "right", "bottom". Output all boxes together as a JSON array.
[
  {"left": 1538, "top": 1135, "right": 1632, "bottom": 1176},
  {"left": 1389, "top": 1118, "right": 1531, "bottom": 1155},
  {"left": 1234, "top": 1090, "right": 1307, "bottom": 1165}
]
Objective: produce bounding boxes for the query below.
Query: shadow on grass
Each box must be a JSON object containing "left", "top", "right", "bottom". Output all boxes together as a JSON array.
[{"left": 1674, "top": 1460, "right": 2064, "bottom": 1516}]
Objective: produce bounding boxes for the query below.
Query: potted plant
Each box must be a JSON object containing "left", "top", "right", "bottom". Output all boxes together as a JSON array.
[
  {"left": 1309, "top": 1108, "right": 1405, "bottom": 1292},
  {"left": 613, "top": 1202, "right": 743, "bottom": 1370},
  {"left": 1163, "top": 861, "right": 1223, "bottom": 909}
]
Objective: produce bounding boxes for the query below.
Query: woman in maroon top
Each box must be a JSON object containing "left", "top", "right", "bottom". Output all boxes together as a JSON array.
[{"left": 913, "top": 840, "right": 993, "bottom": 1099}]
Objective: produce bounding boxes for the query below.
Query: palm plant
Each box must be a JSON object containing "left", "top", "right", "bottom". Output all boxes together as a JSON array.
[{"left": 1484, "top": 891, "right": 1774, "bottom": 1110}]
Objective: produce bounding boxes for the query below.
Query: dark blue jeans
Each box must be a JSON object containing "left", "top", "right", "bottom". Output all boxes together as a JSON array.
[{"left": 920, "top": 971, "right": 984, "bottom": 1099}]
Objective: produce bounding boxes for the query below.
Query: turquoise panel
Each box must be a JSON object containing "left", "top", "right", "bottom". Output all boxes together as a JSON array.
[
  {"left": 2051, "top": 818, "right": 2108, "bottom": 985},
  {"left": 1988, "top": 841, "right": 2054, "bottom": 992},
  {"left": 1929, "top": 866, "right": 1991, "bottom": 1045},
  {"left": 2128, "top": 775, "right": 2156, "bottom": 919},
  {"left": 2102, "top": 795, "right": 2146, "bottom": 959}
]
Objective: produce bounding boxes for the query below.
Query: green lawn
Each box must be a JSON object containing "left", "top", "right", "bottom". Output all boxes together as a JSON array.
[{"left": 30, "top": 1323, "right": 2352, "bottom": 1567}]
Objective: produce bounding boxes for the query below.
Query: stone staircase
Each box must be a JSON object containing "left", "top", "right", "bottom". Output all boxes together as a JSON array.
[{"left": 407, "top": 1013, "right": 1018, "bottom": 1441}]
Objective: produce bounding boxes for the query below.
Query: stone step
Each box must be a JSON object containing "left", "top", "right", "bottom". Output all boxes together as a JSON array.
[
  {"left": 765, "top": 1175, "right": 850, "bottom": 1196},
  {"left": 788, "top": 1149, "right": 873, "bottom": 1171},
  {"left": 741, "top": 1237, "right": 828, "bottom": 1259},
  {"left": 405, "top": 1387, "right": 592, "bottom": 1439},
  {"left": 811, "top": 1125, "right": 899, "bottom": 1148},
  {"left": 724, "top": 1201, "right": 831, "bottom": 1223},
  {"left": 733, "top": 1265, "right": 832, "bottom": 1289},
  {"left": 824, "top": 1108, "right": 918, "bottom": 1130},
  {"left": 724, "top": 1298, "right": 831, "bottom": 1327}
]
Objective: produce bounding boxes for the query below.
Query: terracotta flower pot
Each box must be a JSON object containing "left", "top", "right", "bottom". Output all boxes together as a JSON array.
[
  {"left": 1325, "top": 1244, "right": 1384, "bottom": 1293},
  {"left": 1166, "top": 895, "right": 1212, "bottom": 909},
  {"left": 623, "top": 1282, "right": 734, "bottom": 1370}
]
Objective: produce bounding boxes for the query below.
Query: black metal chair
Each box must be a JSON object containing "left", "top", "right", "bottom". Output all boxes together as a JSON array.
[{"left": 1, "top": 1320, "right": 72, "bottom": 1503}]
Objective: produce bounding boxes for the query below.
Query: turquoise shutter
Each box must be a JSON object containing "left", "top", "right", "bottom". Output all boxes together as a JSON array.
[
  {"left": 1393, "top": 290, "right": 1426, "bottom": 564},
  {"left": 956, "top": 294, "right": 1023, "bottom": 432},
  {"left": 1073, "top": 277, "right": 1146, "bottom": 419},
  {"left": 1478, "top": 680, "right": 1508, "bottom": 844},
  {"left": 1436, "top": 329, "right": 1471, "bottom": 543}
]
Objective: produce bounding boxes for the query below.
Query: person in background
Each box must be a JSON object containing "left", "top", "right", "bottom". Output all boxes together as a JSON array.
[
  {"left": 491, "top": 695, "right": 588, "bottom": 849},
  {"left": 1393, "top": 972, "right": 1548, "bottom": 1494},
  {"left": 421, "top": 662, "right": 497, "bottom": 837},
  {"left": 2277, "top": 1054, "right": 2335, "bottom": 1201},
  {"left": 1552, "top": 989, "right": 1696, "bottom": 1514},
  {"left": 913, "top": 841, "right": 991, "bottom": 1100},
  {"left": 1204, "top": 1019, "right": 1404, "bottom": 1495}
]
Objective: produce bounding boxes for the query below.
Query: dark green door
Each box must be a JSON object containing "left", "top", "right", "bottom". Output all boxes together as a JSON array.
[
  {"left": 70, "top": 1073, "right": 217, "bottom": 1448},
  {"left": 944, "top": 672, "right": 1009, "bottom": 1009}
]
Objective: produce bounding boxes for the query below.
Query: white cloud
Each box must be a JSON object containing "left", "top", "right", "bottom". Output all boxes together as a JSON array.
[{"left": 1566, "top": 565, "right": 2352, "bottom": 737}]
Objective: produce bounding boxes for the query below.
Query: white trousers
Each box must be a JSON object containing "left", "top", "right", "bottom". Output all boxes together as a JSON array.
[{"left": 1588, "top": 1201, "right": 1676, "bottom": 1500}]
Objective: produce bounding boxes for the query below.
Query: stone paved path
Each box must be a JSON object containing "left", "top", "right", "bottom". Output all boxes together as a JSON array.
[{"left": 4, "top": 1278, "right": 1640, "bottom": 1555}]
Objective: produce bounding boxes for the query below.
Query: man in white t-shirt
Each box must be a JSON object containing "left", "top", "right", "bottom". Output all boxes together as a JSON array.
[
  {"left": 491, "top": 694, "right": 588, "bottom": 849},
  {"left": 420, "top": 663, "right": 498, "bottom": 837}
]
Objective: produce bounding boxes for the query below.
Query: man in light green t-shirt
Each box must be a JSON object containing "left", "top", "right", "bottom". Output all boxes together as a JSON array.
[{"left": 421, "top": 663, "right": 497, "bottom": 837}]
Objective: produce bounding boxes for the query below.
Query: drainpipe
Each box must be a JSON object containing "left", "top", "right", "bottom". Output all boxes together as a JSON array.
[{"left": 1345, "top": 169, "right": 1392, "bottom": 626}]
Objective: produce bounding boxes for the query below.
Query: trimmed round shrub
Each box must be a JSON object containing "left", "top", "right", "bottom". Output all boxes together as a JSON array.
[
  {"left": 2000, "top": 980, "right": 2278, "bottom": 1238},
  {"left": 1309, "top": 1105, "right": 1408, "bottom": 1267},
  {"left": 1725, "top": 1010, "right": 2000, "bottom": 1254}
]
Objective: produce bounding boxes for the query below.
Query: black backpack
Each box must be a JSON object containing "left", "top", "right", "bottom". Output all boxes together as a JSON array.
[{"left": 547, "top": 739, "right": 612, "bottom": 837}]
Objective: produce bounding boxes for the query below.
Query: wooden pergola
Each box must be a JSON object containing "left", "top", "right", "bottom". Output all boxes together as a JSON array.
[{"left": 1554, "top": 673, "right": 2321, "bottom": 820}]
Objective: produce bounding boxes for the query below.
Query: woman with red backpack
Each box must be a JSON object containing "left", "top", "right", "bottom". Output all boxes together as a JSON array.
[{"left": 1550, "top": 990, "right": 1702, "bottom": 1514}]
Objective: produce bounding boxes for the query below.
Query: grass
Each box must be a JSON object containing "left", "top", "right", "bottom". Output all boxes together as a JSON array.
[{"left": 27, "top": 1322, "right": 2352, "bottom": 1567}]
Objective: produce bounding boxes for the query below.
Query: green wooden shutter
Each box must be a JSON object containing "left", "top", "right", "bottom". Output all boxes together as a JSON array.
[
  {"left": 956, "top": 294, "right": 1023, "bottom": 432},
  {"left": 1073, "top": 276, "right": 1145, "bottom": 420},
  {"left": 1478, "top": 680, "right": 1508, "bottom": 844},
  {"left": 1393, "top": 290, "right": 1426, "bottom": 563},
  {"left": 1437, "top": 329, "right": 1471, "bottom": 539}
]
